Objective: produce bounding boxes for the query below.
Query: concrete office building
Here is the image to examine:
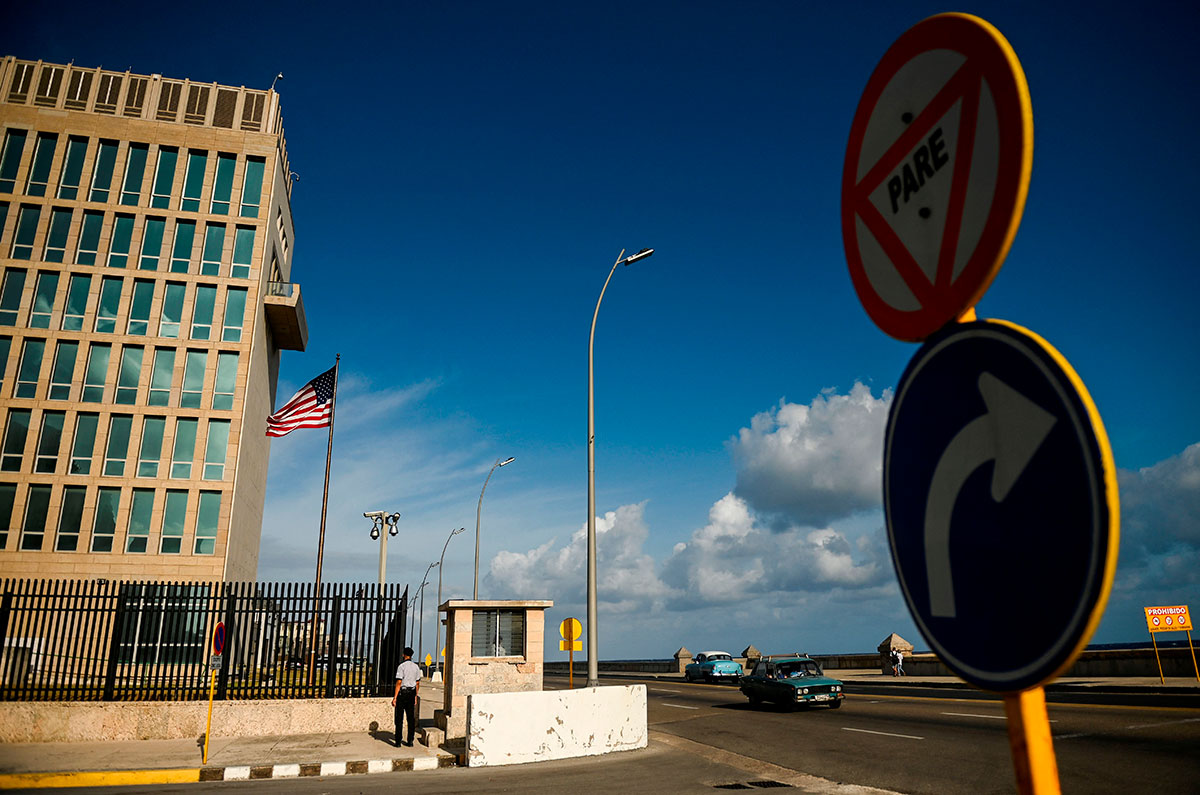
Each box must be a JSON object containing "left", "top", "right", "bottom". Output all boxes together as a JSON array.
[{"left": 0, "top": 57, "right": 307, "bottom": 583}]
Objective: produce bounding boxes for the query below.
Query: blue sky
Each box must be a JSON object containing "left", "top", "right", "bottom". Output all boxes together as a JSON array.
[{"left": 9, "top": 1, "right": 1198, "bottom": 662}]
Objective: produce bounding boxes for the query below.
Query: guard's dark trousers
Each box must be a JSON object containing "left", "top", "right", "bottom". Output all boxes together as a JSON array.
[{"left": 395, "top": 689, "right": 417, "bottom": 746}]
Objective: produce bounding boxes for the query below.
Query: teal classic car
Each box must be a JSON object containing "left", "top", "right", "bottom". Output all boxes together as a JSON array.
[
  {"left": 739, "top": 655, "right": 844, "bottom": 709},
  {"left": 684, "top": 651, "right": 743, "bottom": 683}
]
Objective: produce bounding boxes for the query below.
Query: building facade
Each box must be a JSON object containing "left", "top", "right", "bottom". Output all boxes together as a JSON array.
[{"left": 0, "top": 57, "right": 307, "bottom": 583}]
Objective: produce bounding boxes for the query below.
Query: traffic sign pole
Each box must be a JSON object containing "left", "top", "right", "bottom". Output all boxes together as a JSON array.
[
  {"left": 1004, "top": 687, "right": 1060, "bottom": 795},
  {"left": 203, "top": 622, "right": 225, "bottom": 764}
]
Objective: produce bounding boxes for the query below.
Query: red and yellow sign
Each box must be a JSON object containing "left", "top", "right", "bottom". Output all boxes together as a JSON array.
[{"left": 1144, "top": 605, "right": 1192, "bottom": 633}]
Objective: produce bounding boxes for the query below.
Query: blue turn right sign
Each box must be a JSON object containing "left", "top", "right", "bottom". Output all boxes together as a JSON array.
[{"left": 884, "top": 319, "right": 1119, "bottom": 692}]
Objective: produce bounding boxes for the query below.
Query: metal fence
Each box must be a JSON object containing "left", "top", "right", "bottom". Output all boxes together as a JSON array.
[{"left": 0, "top": 579, "right": 408, "bottom": 702}]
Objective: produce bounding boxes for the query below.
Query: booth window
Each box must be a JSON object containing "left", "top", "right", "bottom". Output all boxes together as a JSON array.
[{"left": 471, "top": 609, "right": 525, "bottom": 658}]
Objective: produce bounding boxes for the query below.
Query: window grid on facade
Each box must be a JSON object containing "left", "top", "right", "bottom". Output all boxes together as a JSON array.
[
  {"left": 0, "top": 483, "right": 15, "bottom": 549},
  {"left": 170, "top": 221, "right": 195, "bottom": 273},
  {"left": 82, "top": 343, "right": 111, "bottom": 402},
  {"left": 21, "top": 484, "right": 52, "bottom": 551},
  {"left": 127, "top": 280, "right": 154, "bottom": 335},
  {"left": 222, "top": 288, "right": 247, "bottom": 342},
  {"left": 56, "top": 486, "right": 86, "bottom": 551},
  {"left": 137, "top": 417, "right": 165, "bottom": 477},
  {"left": 161, "top": 490, "right": 187, "bottom": 553},
  {"left": 57, "top": 136, "right": 88, "bottom": 199},
  {"left": 210, "top": 153, "right": 235, "bottom": 214},
  {"left": 43, "top": 209, "right": 72, "bottom": 263},
  {"left": 139, "top": 218, "right": 165, "bottom": 270},
  {"left": 149, "top": 348, "right": 175, "bottom": 407},
  {"left": 95, "top": 277, "right": 122, "bottom": 333},
  {"left": 25, "top": 132, "right": 58, "bottom": 196},
  {"left": 2, "top": 409, "right": 32, "bottom": 471},
  {"left": 126, "top": 489, "right": 154, "bottom": 553},
  {"left": 29, "top": 271, "right": 59, "bottom": 328},
  {"left": 213, "top": 352, "right": 237, "bottom": 410},
  {"left": 0, "top": 269, "right": 27, "bottom": 324},
  {"left": 12, "top": 204, "right": 41, "bottom": 260},
  {"left": 108, "top": 214, "right": 134, "bottom": 268},
  {"left": 76, "top": 210, "right": 103, "bottom": 265},
  {"left": 103, "top": 414, "right": 132, "bottom": 476},
  {"left": 34, "top": 411, "right": 65, "bottom": 473},
  {"left": 203, "top": 420, "right": 230, "bottom": 480},
  {"left": 48, "top": 341, "right": 78, "bottom": 400},
  {"left": 120, "top": 143, "right": 148, "bottom": 205},
  {"left": 91, "top": 487, "right": 120, "bottom": 552},
  {"left": 150, "top": 147, "right": 177, "bottom": 208},
  {"left": 15, "top": 338, "right": 45, "bottom": 398},
  {"left": 62, "top": 274, "right": 91, "bottom": 331},
  {"left": 70, "top": 413, "right": 99, "bottom": 475},
  {"left": 115, "top": 345, "right": 143, "bottom": 404},
  {"left": 191, "top": 286, "right": 215, "bottom": 340},
  {"left": 171, "top": 418, "right": 197, "bottom": 478},
  {"left": 0, "top": 128, "right": 29, "bottom": 193},
  {"left": 89, "top": 140, "right": 118, "bottom": 202}
]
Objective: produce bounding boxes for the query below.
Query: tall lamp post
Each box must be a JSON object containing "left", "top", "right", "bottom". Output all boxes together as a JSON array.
[
  {"left": 417, "top": 561, "right": 439, "bottom": 668},
  {"left": 364, "top": 510, "right": 400, "bottom": 690},
  {"left": 434, "top": 527, "right": 465, "bottom": 681},
  {"left": 587, "top": 247, "right": 654, "bottom": 688},
  {"left": 363, "top": 511, "right": 401, "bottom": 587},
  {"left": 474, "top": 456, "right": 515, "bottom": 599}
]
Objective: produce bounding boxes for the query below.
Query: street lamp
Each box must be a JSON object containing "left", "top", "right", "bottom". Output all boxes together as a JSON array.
[
  {"left": 474, "top": 457, "right": 515, "bottom": 599},
  {"left": 363, "top": 510, "right": 401, "bottom": 587},
  {"left": 417, "top": 561, "right": 439, "bottom": 668},
  {"left": 434, "top": 527, "right": 465, "bottom": 681},
  {"left": 587, "top": 247, "right": 653, "bottom": 687}
]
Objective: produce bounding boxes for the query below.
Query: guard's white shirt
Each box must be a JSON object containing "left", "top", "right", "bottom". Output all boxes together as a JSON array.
[{"left": 395, "top": 659, "right": 422, "bottom": 689}]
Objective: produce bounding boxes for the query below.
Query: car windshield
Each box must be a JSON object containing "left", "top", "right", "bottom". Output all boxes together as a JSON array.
[
  {"left": 707, "top": 654, "right": 732, "bottom": 662},
  {"left": 775, "top": 661, "right": 821, "bottom": 678}
]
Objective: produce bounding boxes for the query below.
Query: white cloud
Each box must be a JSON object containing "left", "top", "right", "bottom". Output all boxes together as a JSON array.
[
  {"left": 730, "top": 382, "right": 891, "bottom": 527},
  {"left": 487, "top": 502, "right": 675, "bottom": 612},
  {"left": 1110, "top": 441, "right": 1200, "bottom": 596}
]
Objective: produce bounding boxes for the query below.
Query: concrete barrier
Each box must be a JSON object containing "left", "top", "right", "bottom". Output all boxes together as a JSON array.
[
  {"left": 465, "top": 685, "right": 647, "bottom": 767},
  {"left": 0, "top": 697, "right": 397, "bottom": 743}
]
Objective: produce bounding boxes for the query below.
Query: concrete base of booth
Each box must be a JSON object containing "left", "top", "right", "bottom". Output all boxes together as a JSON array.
[{"left": 465, "top": 685, "right": 646, "bottom": 767}]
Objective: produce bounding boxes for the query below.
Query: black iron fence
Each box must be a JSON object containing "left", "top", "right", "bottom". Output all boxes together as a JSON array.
[{"left": 0, "top": 579, "right": 407, "bottom": 702}]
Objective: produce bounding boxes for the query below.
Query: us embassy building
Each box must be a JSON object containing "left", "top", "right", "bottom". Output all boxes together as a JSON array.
[{"left": 0, "top": 56, "right": 307, "bottom": 583}]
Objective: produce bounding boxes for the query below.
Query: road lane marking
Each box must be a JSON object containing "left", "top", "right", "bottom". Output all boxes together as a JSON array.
[
  {"left": 1056, "top": 716, "right": 1200, "bottom": 741},
  {"left": 662, "top": 703, "right": 700, "bottom": 710},
  {"left": 842, "top": 727, "right": 924, "bottom": 740},
  {"left": 942, "top": 711, "right": 1056, "bottom": 722}
]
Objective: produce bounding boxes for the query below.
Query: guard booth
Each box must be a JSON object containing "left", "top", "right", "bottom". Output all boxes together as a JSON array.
[{"left": 435, "top": 600, "right": 552, "bottom": 740}]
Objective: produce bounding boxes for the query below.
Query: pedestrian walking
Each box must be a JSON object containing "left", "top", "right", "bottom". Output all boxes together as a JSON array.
[
  {"left": 896, "top": 649, "right": 906, "bottom": 676},
  {"left": 391, "top": 646, "right": 421, "bottom": 747},
  {"left": 890, "top": 648, "right": 899, "bottom": 676}
]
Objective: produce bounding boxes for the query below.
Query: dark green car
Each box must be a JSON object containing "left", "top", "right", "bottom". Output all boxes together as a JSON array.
[{"left": 739, "top": 655, "right": 844, "bottom": 709}]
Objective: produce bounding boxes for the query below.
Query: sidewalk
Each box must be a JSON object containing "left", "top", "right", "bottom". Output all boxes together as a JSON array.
[{"left": 0, "top": 683, "right": 456, "bottom": 789}]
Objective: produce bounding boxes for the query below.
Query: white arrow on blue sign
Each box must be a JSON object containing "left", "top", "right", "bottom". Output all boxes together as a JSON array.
[{"left": 884, "top": 319, "right": 1119, "bottom": 692}]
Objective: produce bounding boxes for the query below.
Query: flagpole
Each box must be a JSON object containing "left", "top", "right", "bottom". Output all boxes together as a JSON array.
[{"left": 308, "top": 354, "right": 340, "bottom": 685}]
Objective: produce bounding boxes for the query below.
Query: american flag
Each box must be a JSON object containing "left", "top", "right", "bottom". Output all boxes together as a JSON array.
[{"left": 266, "top": 365, "right": 337, "bottom": 437}]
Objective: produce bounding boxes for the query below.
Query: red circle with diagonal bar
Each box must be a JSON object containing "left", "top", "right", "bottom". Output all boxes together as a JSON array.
[{"left": 842, "top": 13, "right": 1032, "bottom": 341}]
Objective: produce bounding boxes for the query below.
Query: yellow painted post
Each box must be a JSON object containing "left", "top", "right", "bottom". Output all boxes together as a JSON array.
[
  {"left": 1003, "top": 687, "right": 1061, "bottom": 795},
  {"left": 1150, "top": 632, "right": 1164, "bottom": 685},
  {"left": 202, "top": 669, "right": 216, "bottom": 764},
  {"left": 1187, "top": 630, "right": 1199, "bottom": 683},
  {"left": 569, "top": 644, "right": 574, "bottom": 690}
]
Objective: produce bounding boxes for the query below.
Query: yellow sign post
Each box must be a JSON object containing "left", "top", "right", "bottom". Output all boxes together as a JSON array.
[
  {"left": 202, "top": 622, "right": 225, "bottom": 764},
  {"left": 1143, "top": 605, "right": 1198, "bottom": 684},
  {"left": 559, "top": 617, "right": 582, "bottom": 689}
]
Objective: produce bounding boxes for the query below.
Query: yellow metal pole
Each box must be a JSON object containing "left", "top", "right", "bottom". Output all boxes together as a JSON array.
[
  {"left": 569, "top": 645, "right": 574, "bottom": 690},
  {"left": 203, "top": 669, "right": 216, "bottom": 764},
  {"left": 1003, "top": 687, "right": 1061, "bottom": 795},
  {"left": 1187, "top": 630, "right": 1199, "bottom": 683},
  {"left": 1150, "top": 632, "right": 1164, "bottom": 685}
]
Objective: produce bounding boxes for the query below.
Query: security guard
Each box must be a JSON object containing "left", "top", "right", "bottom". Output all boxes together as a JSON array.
[{"left": 391, "top": 646, "right": 422, "bottom": 747}]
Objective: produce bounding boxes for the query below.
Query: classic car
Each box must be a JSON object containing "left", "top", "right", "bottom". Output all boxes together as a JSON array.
[
  {"left": 684, "top": 650, "right": 743, "bottom": 683},
  {"left": 739, "top": 655, "right": 844, "bottom": 709}
]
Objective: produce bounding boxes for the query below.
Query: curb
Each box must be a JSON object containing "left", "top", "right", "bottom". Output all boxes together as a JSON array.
[{"left": 0, "top": 754, "right": 457, "bottom": 789}]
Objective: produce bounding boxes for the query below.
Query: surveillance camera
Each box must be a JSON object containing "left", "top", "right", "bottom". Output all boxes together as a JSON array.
[{"left": 363, "top": 510, "right": 385, "bottom": 519}]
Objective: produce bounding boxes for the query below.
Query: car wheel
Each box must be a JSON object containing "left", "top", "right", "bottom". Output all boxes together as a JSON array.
[
  {"left": 829, "top": 699, "right": 842, "bottom": 709},
  {"left": 747, "top": 693, "right": 762, "bottom": 709},
  {"left": 684, "top": 670, "right": 692, "bottom": 682}
]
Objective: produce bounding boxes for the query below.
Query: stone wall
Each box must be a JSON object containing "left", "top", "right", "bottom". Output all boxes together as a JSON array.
[{"left": 0, "top": 697, "right": 393, "bottom": 743}]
